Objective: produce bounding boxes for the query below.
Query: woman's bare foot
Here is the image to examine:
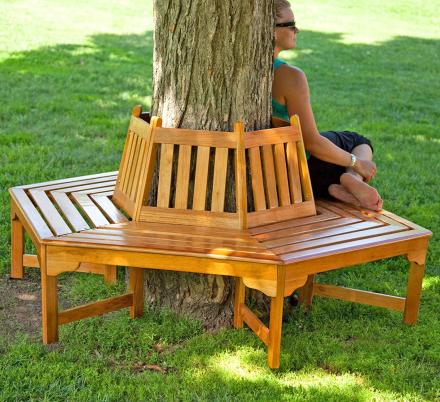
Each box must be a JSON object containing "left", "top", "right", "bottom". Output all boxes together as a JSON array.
[
  {"left": 328, "top": 184, "right": 361, "bottom": 206},
  {"left": 340, "top": 173, "right": 383, "bottom": 211}
]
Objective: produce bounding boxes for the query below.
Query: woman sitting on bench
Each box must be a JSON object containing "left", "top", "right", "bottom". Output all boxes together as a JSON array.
[{"left": 273, "top": 0, "right": 383, "bottom": 211}]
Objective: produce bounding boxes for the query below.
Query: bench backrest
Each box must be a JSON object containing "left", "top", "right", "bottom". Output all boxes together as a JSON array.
[
  {"left": 112, "top": 106, "right": 158, "bottom": 217},
  {"left": 134, "top": 122, "right": 247, "bottom": 229},
  {"left": 113, "top": 108, "right": 315, "bottom": 229},
  {"left": 245, "top": 115, "right": 316, "bottom": 228}
]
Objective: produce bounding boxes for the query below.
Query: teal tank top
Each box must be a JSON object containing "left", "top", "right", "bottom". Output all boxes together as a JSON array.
[
  {"left": 273, "top": 58, "right": 311, "bottom": 158},
  {"left": 272, "top": 58, "right": 290, "bottom": 121}
]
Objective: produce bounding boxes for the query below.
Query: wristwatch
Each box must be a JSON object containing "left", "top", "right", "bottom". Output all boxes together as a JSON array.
[{"left": 350, "top": 154, "right": 357, "bottom": 167}]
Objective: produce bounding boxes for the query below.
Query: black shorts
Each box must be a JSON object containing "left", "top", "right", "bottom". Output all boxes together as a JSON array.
[{"left": 307, "top": 131, "right": 373, "bottom": 198}]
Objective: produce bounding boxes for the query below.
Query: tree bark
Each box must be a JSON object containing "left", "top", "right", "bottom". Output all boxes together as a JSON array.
[{"left": 146, "top": 0, "right": 273, "bottom": 329}]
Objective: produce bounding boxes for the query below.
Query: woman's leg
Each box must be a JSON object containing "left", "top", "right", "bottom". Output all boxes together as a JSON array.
[{"left": 329, "top": 144, "right": 383, "bottom": 211}]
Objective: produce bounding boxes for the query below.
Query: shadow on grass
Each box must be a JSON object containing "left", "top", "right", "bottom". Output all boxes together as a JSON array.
[{"left": 0, "top": 30, "right": 439, "bottom": 400}]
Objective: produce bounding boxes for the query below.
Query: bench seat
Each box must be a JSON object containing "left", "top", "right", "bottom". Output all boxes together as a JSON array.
[{"left": 12, "top": 173, "right": 429, "bottom": 269}]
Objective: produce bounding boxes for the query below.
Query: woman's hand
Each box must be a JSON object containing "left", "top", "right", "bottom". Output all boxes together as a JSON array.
[{"left": 353, "top": 158, "right": 377, "bottom": 182}]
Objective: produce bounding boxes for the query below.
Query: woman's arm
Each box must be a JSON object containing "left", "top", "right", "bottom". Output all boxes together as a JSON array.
[{"left": 279, "top": 65, "right": 376, "bottom": 180}]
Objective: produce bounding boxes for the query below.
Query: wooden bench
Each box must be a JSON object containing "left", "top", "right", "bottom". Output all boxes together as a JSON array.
[{"left": 9, "top": 106, "right": 431, "bottom": 368}]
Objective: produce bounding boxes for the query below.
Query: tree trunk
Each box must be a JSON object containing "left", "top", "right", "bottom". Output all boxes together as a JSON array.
[{"left": 146, "top": 0, "right": 273, "bottom": 329}]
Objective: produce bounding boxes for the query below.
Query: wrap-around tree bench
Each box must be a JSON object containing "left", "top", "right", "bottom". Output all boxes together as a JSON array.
[{"left": 10, "top": 106, "right": 431, "bottom": 368}]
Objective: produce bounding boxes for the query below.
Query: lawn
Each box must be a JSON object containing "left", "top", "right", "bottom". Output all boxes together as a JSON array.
[{"left": 1, "top": 0, "right": 439, "bottom": 400}]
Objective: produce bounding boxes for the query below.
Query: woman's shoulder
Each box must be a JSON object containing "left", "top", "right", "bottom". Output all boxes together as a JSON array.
[{"left": 275, "top": 61, "right": 307, "bottom": 85}]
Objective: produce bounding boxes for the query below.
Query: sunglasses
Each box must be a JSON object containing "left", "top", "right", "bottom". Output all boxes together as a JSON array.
[{"left": 275, "top": 21, "right": 297, "bottom": 31}]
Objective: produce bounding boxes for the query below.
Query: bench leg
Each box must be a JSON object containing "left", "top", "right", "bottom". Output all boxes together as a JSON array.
[
  {"left": 403, "top": 261, "right": 425, "bottom": 325},
  {"left": 298, "top": 274, "right": 315, "bottom": 310},
  {"left": 40, "top": 249, "right": 59, "bottom": 343},
  {"left": 11, "top": 213, "right": 24, "bottom": 279},
  {"left": 129, "top": 267, "right": 144, "bottom": 318},
  {"left": 233, "top": 277, "right": 245, "bottom": 329},
  {"left": 268, "top": 292, "right": 284, "bottom": 369},
  {"left": 103, "top": 265, "right": 118, "bottom": 285},
  {"left": 268, "top": 267, "right": 286, "bottom": 369}
]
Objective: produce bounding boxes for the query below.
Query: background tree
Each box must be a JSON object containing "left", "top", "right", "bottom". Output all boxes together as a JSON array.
[{"left": 147, "top": 0, "right": 274, "bottom": 328}]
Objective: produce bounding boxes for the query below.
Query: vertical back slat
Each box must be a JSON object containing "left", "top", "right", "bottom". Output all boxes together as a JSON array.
[
  {"left": 121, "top": 134, "right": 136, "bottom": 194},
  {"left": 211, "top": 147, "right": 229, "bottom": 212},
  {"left": 273, "top": 143, "right": 290, "bottom": 206},
  {"left": 126, "top": 135, "right": 140, "bottom": 196},
  {"left": 175, "top": 144, "right": 192, "bottom": 209},
  {"left": 249, "top": 147, "right": 266, "bottom": 211},
  {"left": 297, "top": 140, "right": 313, "bottom": 201},
  {"left": 286, "top": 141, "right": 302, "bottom": 203},
  {"left": 117, "top": 131, "right": 134, "bottom": 192},
  {"left": 235, "top": 122, "right": 247, "bottom": 229},
  {"left": 291, "top": 115, "right": 314, "bottom": 202},
  {"left": 193, "top": 146, "right": 210, "bottom": 211},
  {"left": 261, "top": 145, "right": 279, "bottom": 208},
  {"left": 133, "top": 116, "right": 161, "bottom": 220},
  {"left": 129, "top": 137, "right": 147, "bottom": 200},
  {"left": 157, "top": 144, "right": 174, "bottom": 208}
]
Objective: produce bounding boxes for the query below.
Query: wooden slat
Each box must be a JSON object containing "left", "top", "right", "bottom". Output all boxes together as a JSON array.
[
  {"left": 273, "top": 143, "right": 290, "bottom": 206},
  {"left": 58, "top": 294, "right": 133, "bottom": 325},
  {"left": 71, "top": 229, "right": 267, "bottom": 253},
  {"left": 71, "top": 192, "right": 109, "bottom": 227},
  {"left": 211, "top": 147, "right": 229, "bottom": 212},
  {"left": 235, "top": 122, "right": 247, "bottom": 229},
  {"left": 109, "top": 220, "right": 252, "bottom": 240},
  {"left": 261, "top": 145, "right": 279, "bottom": 208},
  {"left": 16, "top": 171, "right": 118, "bottom": 190},
  {"left": 286, "top": 141, "right": 302, "bottom": 203},
  {"left": 249, "top": 147, "right": 266, "bottom": 211},
  {"left": 291, "top": 115, "right": 314, "bottom": 202},
  {"left": 193, "top": 146, "right": 210, "bottom": 210},
  {"left": 91, "top": 195, "right": 128, "bottom": 223},
  {"left": 273, "top": 224, "right": 406, "bottom": 255},
  {"left": 126, "top": 135, "right": 141, "bottom": 197},
  {"left": 132, "top": 117, "right": 161, "bottom": 220},
  {"left": 129, "top": 115, "right": 150, "bottom": 139},
  {"left": 117, "top": 130, "right": 134, "bottom": 192},
  {"left": 48, "top": 233, "right": 279, "bottom": 262},
  {"left": 239, "top": 304, "right": 269, "bottom": 345},
  {"left": 129, "top": 136, "right": 148, "bottom": 201},
  {"left": 140, "top": 206, "right": 240, "bottom": 230},
  {"left": 154, "top": 127, "right": 236, "bottom": 148},
  {"left": 28, "top": 190, "right": 71, "bottom": 236},
  {"left": 51, "top": 191, "right": 90, "bottom": 232},
  {"left": 259, "top": 219, "right": 374, "bottom": 245},
  {"left": 253, "top": 216, "right": 361, "bottom": 242},
  {"left": 122, "top": 134, "right": 137, "bottom": 194},
  {"left": 157, "top": 143, "right": 174, "bottom": 208},
  {"left": 281, "top": 230, "right": 428, "bottom": 263},
  {"left": 50, "top": 180, "right": 116, "bottom": 194},
  {"left": 175, "top": 145, "right": 192, "bottom": 209},
  {"left": 245, "top": 126, "right": 301, "bottom": 147},
  {"left": 247, "top": 201, "right": 316, "bottom": 228},
  {"left": 313, "top": 283, "right": 406, "bottom": 311},
  {"left": 248, "top": 207, "right": 339, "bottom": 235}
]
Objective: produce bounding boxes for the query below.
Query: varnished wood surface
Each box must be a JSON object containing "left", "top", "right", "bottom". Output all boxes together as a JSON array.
[{"left": 9, "top": 110, "right": 432, "bottom": 370}]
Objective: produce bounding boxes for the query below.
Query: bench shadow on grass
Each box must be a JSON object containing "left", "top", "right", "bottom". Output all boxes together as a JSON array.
[{"left": 0, "top": 30, "right": 439, "bottom": 400}]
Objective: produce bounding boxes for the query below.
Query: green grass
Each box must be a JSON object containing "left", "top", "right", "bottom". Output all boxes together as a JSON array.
[{"left": 1, "top": 0, "right": 439, "bottom": 400}]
